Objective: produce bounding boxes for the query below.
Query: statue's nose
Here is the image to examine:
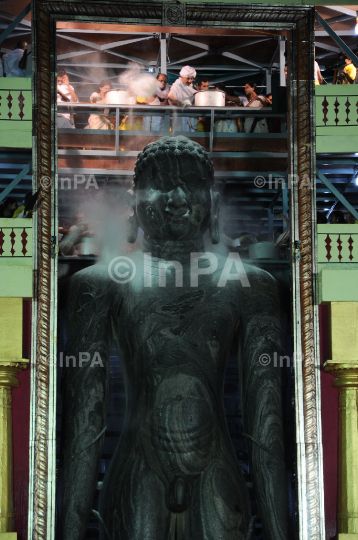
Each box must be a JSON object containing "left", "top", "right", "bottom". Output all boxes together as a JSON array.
[{"left": 166, "top": 186, "right": 188, "bottom": 212}]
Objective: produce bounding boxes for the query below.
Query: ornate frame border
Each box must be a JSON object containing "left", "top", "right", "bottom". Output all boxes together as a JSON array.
[{"left": 29, "top": 3, "right": 323, "bottom": 539}]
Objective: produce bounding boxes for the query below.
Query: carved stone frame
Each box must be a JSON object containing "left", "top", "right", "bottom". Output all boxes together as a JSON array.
[{"left": 29, "top": 3, "right": 323, "bottom": 539}]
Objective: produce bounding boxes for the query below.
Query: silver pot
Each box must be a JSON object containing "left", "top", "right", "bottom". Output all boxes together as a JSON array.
[
  {"left": 105, "top": 90, "right": 136, "bottom": 105},
  {"left": 194, "top": 90, "right": 225, "bottom": 107},
  {"left": 77, "top": 237, "right": 99, "bottom": 256},
  {"left": 248, "top": 242, "right": 278, "bottom": 260}
]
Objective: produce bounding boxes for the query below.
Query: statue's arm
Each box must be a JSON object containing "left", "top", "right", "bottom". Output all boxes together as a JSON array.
[
  {"left": 237, "top": 270, "right": 289, "bottom": 540},
  {"left": 58, "top": 268, "right": 113, "bottom": 540}
]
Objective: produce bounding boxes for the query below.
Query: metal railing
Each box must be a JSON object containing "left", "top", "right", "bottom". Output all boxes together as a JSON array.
[{"left": 57, "top": 102, "right": 287, "bottom": 158}]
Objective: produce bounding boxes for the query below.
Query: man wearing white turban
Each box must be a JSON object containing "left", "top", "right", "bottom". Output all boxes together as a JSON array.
[{"left": 168, "top": 65, "right": 198, "bottom": 132}]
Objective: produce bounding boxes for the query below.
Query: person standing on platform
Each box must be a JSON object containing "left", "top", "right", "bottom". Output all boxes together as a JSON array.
[
  {"left": 0, "top": 197, "right": 17, "bottom": 218},
  {"left": 196, "top": 77, "right": 211, "bottom": 132},
  {"left": 142, "top": 73, "right": 170, "bottom": 132},
  {"left": 333, "top": 55, "right": 357, "bottom": 84},
  {"left": 3, "top": 41, "right": 27, "bottom": 77},
  {"left": 86, "top": 79, "right": 113, "bottom": 130},
  {"left": 196, "top": 77, "right": 210, "bottom": 92},
  {"left": 57, "top": 68, "right": 78, "bottom": 129},
  {"left": 168, "top": 66, "right": 198, "bottom": 132},
  {"left": 243, "top": 81, "right": 268, "bottom": 134},
  {"left": 314, "top": 60, "right": 323, "bottom": 85}
]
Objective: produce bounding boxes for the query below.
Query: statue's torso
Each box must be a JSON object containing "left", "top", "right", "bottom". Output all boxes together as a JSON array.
[{"left": 109, "top": 259, "right": 242, "bottom": 478}]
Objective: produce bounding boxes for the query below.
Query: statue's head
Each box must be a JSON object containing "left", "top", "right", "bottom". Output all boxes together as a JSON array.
[{"left": 127, "top": 136, "right": 219, "bottom": 244}]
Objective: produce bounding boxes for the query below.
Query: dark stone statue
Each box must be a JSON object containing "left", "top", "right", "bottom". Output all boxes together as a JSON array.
[{"left": 58, "top": 136, "right": 289, "bottom": 540}]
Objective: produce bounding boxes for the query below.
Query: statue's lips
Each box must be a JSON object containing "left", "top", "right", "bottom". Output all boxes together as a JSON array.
[{"left": 166, "top": 211, "right": 190, "bottom": 222}]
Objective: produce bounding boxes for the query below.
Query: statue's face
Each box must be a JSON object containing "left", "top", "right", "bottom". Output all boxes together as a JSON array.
[{"left": 135, "top": 157, "right": 212, "bottom": 241}]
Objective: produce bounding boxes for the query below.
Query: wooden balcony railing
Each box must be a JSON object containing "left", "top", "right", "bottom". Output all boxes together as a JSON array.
[
  {"left": 0, "top": 78, "right": 32, "bottom": 149},
  {"left": 0, "top": 218, "right": 32, "bottom": 258},
  {"left": 318, "top": 224, "right": 358, "bottom": 264},
  {"left": 0, "top": 218, "right": 32, "bottom": 298},
  {"left": 315, "top": 86, "right": 358, "bottom": 154},
  {"left": 317, "top": 224, "right": 358, "bottom": 304}
]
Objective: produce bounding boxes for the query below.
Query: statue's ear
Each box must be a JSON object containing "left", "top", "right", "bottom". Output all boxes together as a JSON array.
[
  {"left": 209, "top": 191, "right": 220, "bottom": 244},
  {"left": 126, "top": 188, "right": 139, "bottom": 243}
]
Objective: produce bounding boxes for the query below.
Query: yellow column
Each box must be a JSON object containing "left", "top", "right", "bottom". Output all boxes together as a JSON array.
[
  {"left": 324, "top": 302, "right": 358, "bottom": 540},
  {"left": 0, "top": 298, "right": 28, "bottom": 538}
]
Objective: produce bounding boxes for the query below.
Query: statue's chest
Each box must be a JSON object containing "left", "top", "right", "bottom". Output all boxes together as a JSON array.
[{"left": 119, "top": 286, "right": 239, "bottom": 350}]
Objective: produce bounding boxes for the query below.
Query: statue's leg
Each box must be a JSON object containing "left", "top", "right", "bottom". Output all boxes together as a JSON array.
[
  {"left": 186, "top": 457, "right": 249, "bottom": 540},
  {"left": 99, "top": 449, "right": 170, "bottom": 540},
  {"left": 58, "top": 361, "right": 109, "bottom": 540}
]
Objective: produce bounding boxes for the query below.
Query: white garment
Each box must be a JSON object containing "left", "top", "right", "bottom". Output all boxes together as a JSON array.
[
  {"left": 90, "top": 91, "right": 101, "bottom": 103},
  {"left": 86, "top": 92, "right": 112, "bottom": 130},
  {"left": 3, "top": 49, "right": 26, "bottom": 78},
  {"left": 58, "top": 115, "right": 75, "bottom": 129},
  {"left": 143, "top": 96, "right": 165, "bottom": 131},
  {"left": 244, "top": 98, "right": 268, "bottom": 134},
  {"left": 142, "top": 85, "right": 171, "bottom": 132},
  {"left": 314, "top": 61, "right": 321, "bottom": 84},
  {"left": 168, "top": 78, "right": 197, "bottom": 132},
  {"left": 57, "top": 83, "right": 77, "bottom": 124},
  {"left": 156, "top": 83, "right": 170, "bottom": 103},
  {"left": 214, "top": 119, "right": 238, "bottom": 133}
]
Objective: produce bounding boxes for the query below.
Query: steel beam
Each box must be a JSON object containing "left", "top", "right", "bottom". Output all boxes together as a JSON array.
[
  {"left": 57, "top": 49, "right": 99, "bottom": 61},
  {"left": 0, "top": 3, "right": 31, "bottom": 45},
  {"left": 279, "top": 37, "right": 286, "bottom": 87},
  {"left": 315, "top": 14, "right": 356, "bottom": 28},
  {"left": 57, "top": 36, "right": 152, "bottom": 61},
  {"left": 58, "top": 35, "right": 150, "bottom": 66},
  {"left": 314, "top": 41, "right": 340, "bottom": 54},
  {"left": 210, "top": 71, "right": 258, "bottom": 84},
  {"left": 169, "top": 38, "right": 270, "bottom": 68},
  {"left": 266, "top": 69, "right": 272, "bottom": 93},
  {"left": 222, "top": 51, "right": 263, "bottom": 69},
  {"left": 63, "top": 64, "right": 259, "bottom": 71},
  {"left": 316, "top": 168, "right": 358, "bottom": 221},
  {"left": 315, "top": 30, "right": 357, "bottom": 36},
  {"left": 63, "top": 68, "right": 97, "bottom": 82},
  {"left": 168, "top": 66, "right": 259, "bottom": 72},
  {"left": 0, "top": 161, "right": 32, "bottom": 203},
  {"left": 315, "top": 11, "right": 358, "bottom": 64},
  {"left": 0, "top": 10, "right": 31, "bottom": 26},
  {"left": 160, "top": 33, "right": 167, "bottom": 74},
  {"left": 172, "top": 36, "right": 211, "bottom": 51},
  {"left": 323, "top": 5, "right": 357, "bottom": 18}
]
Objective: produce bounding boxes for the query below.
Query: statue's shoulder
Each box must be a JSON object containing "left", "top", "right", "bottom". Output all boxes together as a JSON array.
[
  {"left": 242, "top": 262, "right": 277, "bottom": 285},
  {"left": 68, "top": 263, "right": 117, "bottom": 301},
  {"left": 213, "top": 254, "right": 276, "bottom": 286},
  {"left": 240, "top": 262, "right": 281, "bottom": 306},
  {"left": 224, "top": 261, "right": 279, "bottom": 299},
  {"left": 246, "top": 261, "right": 279, "bottom": 284}
]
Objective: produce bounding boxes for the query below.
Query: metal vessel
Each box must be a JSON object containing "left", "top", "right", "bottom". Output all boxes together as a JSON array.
[
  {"left": 106, "top": 89, "right": 137, "bottom": 105},
  {"left": 194, "top": 90, "right": 225, "bottom": 107},
  {"left": 248, "top": 241, "right": 279, "bottom": 260}
]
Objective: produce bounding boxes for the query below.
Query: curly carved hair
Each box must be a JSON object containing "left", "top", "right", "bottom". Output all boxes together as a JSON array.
[{"left": 133, "top": 136, "right": 214, "bottom": 186}]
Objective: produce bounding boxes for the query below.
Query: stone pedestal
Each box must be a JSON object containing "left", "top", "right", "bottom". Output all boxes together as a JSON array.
[
  {"left": 325, "top": 363, "right": 358, "bottom": 537},
  {"left": 0, "top": 299, "right": 28, "bottom": 534},
  {"left": 324, "top": 302, "right": 358, "bottom": 538}
]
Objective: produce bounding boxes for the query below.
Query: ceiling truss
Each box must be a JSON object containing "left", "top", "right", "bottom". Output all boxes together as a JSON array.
[{"left": 1, "top": 5, "right": 357, "bottom": 84}]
